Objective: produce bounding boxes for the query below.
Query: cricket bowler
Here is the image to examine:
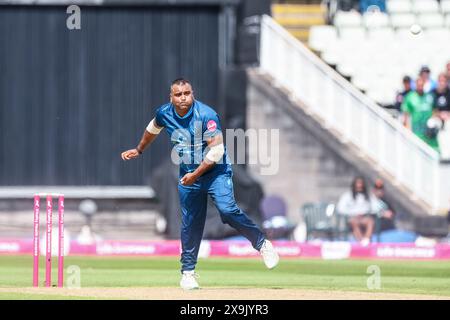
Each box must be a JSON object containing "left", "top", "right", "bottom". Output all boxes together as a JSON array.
[{"left": 121, "top": 78, "right": 279, "bottom": 290}]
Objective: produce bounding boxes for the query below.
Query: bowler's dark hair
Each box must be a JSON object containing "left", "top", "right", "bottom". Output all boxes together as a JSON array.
[{"left": 171, "top": 78, "right": 191, "bottom": 87}]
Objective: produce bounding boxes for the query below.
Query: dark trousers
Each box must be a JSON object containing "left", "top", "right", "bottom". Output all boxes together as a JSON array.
[{"left": 178, "top": 172, "right": 266, "bottom": 272}]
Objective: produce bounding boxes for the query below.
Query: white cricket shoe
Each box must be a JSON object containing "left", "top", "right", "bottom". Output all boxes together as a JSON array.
[
  {"left": 180, "top": 270, "right": 200, "bottom": 290},
  {"left": 260, "top": 240, "right": 279, "bottom": 269}
]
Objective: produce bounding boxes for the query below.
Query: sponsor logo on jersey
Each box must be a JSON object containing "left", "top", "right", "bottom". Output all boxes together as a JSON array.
[{"left": 207, "top": 120, "right": 217, "bottom": 132}]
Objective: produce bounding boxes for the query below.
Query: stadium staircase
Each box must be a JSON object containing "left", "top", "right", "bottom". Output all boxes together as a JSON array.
[
  {"left": 272, "top": 3, "right": 327, "bottom": 45},
  {"left": 246, "top": 15, "right": 450, "bottom": 224}
]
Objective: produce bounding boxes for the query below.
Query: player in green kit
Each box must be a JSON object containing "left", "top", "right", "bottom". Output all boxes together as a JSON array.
[{"left": 401, "top": 78, "right": 439, "bottom": 150}]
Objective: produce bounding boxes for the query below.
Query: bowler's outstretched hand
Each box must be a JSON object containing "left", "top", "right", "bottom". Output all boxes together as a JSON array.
[{"left": 121, "top": 149, "right": 140, "bottom": 160}]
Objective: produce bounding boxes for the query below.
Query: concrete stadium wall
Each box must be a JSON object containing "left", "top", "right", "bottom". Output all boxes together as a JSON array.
[
  {"left": 247, "top": 75, "right": 358, "bottom": 223},
  {"left": 246, "top": 70, "right": 419, "bottom": 230}
]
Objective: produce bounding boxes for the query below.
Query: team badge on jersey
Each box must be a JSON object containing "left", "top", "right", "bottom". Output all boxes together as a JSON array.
[{"left": 207, "top": 120, "right": 217, "bottom": 132}]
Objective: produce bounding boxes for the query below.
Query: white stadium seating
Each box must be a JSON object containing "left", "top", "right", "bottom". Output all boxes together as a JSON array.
[
  {"left": 442, "top": 0, "right": 450, "bottom": 14},
  {"left": 368, "top": 28, "right": 396, "bottom": 41},
  {"left": 412, "top": 0, "right": 440, "bottom": 13},
  {"left": 308, "top": 2, "right": 450, "bottom": 106},
  {"left": 363, "top": 12, "right": 390, "bottom": 28},
  {"left": 339, "top": 27, "right": 366, "bottom": 40},
  {"left": 425, "top": 28, "right": 450, "bottom": 39},
  {"left": 333, "top": 11, "right": 363, "bottom": 28},
  {"left": 308, "top": 25, "right": 338, "bottom": 52},
  {"left": 387, "top": 0, "right": 412, "bottom": 14},
  {"left": 418, "top": 13, "right": 444, "bottom": 28},
  {"left": 445, "top": 14, "right": 450, "bottom": 27},
  {"left": 390, "top": 13, "right": 416, "bottom": 28}
]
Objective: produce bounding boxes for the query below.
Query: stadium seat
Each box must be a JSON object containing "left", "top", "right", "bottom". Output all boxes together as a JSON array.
[
  {"left": 418, "top": 13, "right": 444, "bottom": 28},
  {"left": 368, "top": 28, "right": 396, "bottom": 41},
  {"left": 390, "top": 13, "right": 416, "bottom": 28},
  {"left": 321, "top": 50, "right": 341, "bottom": 66},
  {"left": 367, "top": 88, "right": 394, "bottom": 106},
  {"left": 308, "top": 25, "right": 338, "bottom": 53},
  {"left": 352, "top": 73, "right": 371, "bottom": 91},
  {"left": 339, "top": 27, "right": 366, "bottom": 41},
  {"left": 336, "top": 63, "right": 356, "bottom": 78},
  {"left": 260, "top": 195, "right": 295, "bottom": 240},
  {"left": 445, "top": 14, "right": 450, "bottom": 27},
  {"left": 386, "top": 0, "right": 412, "bottom": 14},
  {"left": 337, "top": 55, "right": 366, "bottom": 78},
  {"left": 301, "top": 202, "right": 337, "bottom": 241},
  {"left": 441, "top": 0, "right": 450, "bottom": 14},
  {"left": 333, "top": 11, "right": 363, "bottom": 28},
  {"left": 337, "top": 48, "right": 376, "bottom": 78},
  {"left": 368, "top": 74, "right": 400, "bottom": 101},
  {"left": 363, "top": 12, "right": 390, "bottom": 28},
  {"left": 320, "top": 40, "right": 356, "bottom": 66},
  {"left": 412, "top": 0, "right": 440, "bottom": 13}
]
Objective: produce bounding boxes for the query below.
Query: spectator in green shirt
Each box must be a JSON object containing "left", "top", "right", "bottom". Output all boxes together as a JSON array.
[{"left": 401, "top": 78, "right": 439, "bottom": 150}]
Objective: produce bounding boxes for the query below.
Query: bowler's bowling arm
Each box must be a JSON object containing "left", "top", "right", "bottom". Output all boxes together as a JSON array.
[
  {"left": 135, "top": 130, "right": 160, "bottom": 154},
  {"left": 135, "top": 118, "right": 164, "bottom": 153},
  {"left": 121, "top": 119, "right": 163, "bottom": 160}
]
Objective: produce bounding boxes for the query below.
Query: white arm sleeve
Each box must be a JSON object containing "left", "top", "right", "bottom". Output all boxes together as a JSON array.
[
  {"left": 146, "top": 118, "right": 163, "bottom": 134},
  {"left": 205, "top": 144, "right": 224, "bottom": 163}
]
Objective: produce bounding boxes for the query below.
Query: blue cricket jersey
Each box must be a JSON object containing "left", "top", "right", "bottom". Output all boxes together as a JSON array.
[{"left": 154, "top": 100, "right": 232, "bottom": 178}]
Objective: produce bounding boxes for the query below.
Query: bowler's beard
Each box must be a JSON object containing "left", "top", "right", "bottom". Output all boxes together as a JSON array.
[{"left": 178, "top": 102, "right": 192, "bottom": 110}]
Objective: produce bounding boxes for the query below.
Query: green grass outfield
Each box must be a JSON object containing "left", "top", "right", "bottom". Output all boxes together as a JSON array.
[{"left": 1, "top": 255, "right": 450, "bottom": 299}]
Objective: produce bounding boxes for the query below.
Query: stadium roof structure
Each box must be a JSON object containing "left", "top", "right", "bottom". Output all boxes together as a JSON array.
[{"left": 0, "top": 0, "right": 240, "bottom": 5}]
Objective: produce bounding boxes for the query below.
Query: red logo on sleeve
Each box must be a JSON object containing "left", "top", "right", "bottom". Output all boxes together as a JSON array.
[{"left": 207, "top": 120, "right": 217, "bottom": 132}]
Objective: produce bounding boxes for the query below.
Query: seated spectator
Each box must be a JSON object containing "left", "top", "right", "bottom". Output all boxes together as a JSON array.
[
  {"left": 359, "top": 0, "right": 386, "bottom": 12},
  {"left": 394, "top": 75, "right": 413, "bottom": 112},
  {"left": 401, "top": 78, "right": 439, "bottom": 151},
  {"left": 337, "top": 176, "right": 378, "bottom": 245},
  {"left": 371, "top": 179, "right": 396, "bottom": 232},
  {"left": 337, "top": 0, "right": 359, "bottom": 11},
  {"left": 432, "top": 73, "right": 450, "bottom": 159},
  {"left": 418, "top": 65, "right": 437, "bottom": 94},
  {"left": 433, "top": 73, "right": 450, "bottom": 111}
]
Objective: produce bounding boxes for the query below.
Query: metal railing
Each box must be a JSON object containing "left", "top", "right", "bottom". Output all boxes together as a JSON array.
[{"left": 259, "top": 15, "right": 449, "bottom": 213}]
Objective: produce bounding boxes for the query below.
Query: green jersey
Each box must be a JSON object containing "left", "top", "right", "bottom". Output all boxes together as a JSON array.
[{"left": 401, "top": 91, "right": 438, "bottom": 149}]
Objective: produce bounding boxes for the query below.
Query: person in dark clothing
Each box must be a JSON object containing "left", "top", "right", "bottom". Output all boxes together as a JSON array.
[
  {"left": 372, "top": 179, "right": 396, "bottom": 232},
  {"left": 432, "top": 73, "right": 450, "bottom": 112},
  {"left": 394, "top": 76, "right": 413, "bottom": 111},
  {"left": 418, "top": 65, "right": 437, "bottom": 93}
]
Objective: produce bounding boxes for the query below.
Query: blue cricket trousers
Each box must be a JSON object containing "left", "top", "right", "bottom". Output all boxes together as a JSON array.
[{"left": 178, "top": 171, "right": 266, "bottom": 272}]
